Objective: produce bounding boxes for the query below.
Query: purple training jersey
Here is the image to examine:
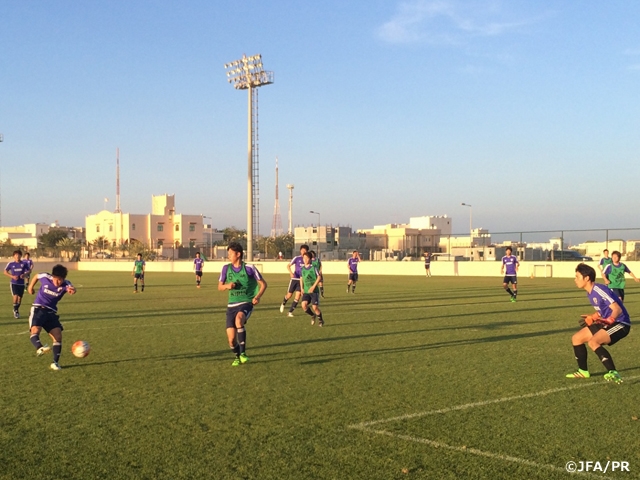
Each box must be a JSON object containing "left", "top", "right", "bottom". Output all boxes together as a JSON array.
[
  {"left": 22, "top": 258, "right": 34, "bottom": 274},
  {"left": 32, "top": 273, "right": 74, "bottom": 313},
  {"left": 5, "top": 261, "right": 26, "bottom": 285},
  {"left": 501, "top": 255, "right": 519, "bottom": 276},
  {"left": 348, "top": 257, "right": 359, "bottom": 273},
  {"left": 194, "top": 258, "right": 205, "bottom": 271},
  {"left": 588, "top": 283, "right": 630, "bottom": 326},
  {"left": 289, "top": 255, "right": 305, "bottom": 278},
  {"left": 219, "top": 264, "right": 263, "bottom": 283}
]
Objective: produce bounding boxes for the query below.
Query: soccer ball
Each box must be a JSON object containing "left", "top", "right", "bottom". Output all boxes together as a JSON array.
[{"left": 71, "top": 340, "right": 91, "bottom": 358}]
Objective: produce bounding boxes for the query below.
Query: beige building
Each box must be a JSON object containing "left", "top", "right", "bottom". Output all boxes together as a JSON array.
[
  {"left": 294, "top": 226, "right": 366, "bottom": 260},
  {"left": 85, "top": 194, "right": 209, "bottom": 249}
]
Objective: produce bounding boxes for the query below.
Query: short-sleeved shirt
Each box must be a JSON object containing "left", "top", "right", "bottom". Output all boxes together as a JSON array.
[
  {"left": 133, "top": 260, "right": 145, "bottom": 274},
  {"left": 5, "top": 261, "right": 26, "bottom": 285},
  {"left": 194, "top": 258, "right": 205, "bottom": 271},
  {"left": 22, "top": 259, "right": 34, "bottom": 274},
  {"left": 603, "top": 263, "right": 632, "bottom": 290},
  {"left": 348, "top": 257, "right": 359, "bottom": 273},
  {"left": 599, "top": 257, "right": 613, "bottom": 270},
  {"left": 588, "top": 283, "right": 630, "bottom": 326},
  {"left": 289, "top": 255, "right": 305, "bottom": 278},
  {"left": 219, "top": 263, "right": 263, "bottom": 306},
  {"left": 301, "top": 265, "right": 320, "bottom": 293},
  {"left": 501, "top": 255, "right": 519, "bottom": 276},
  {"left": 424, "top": 254, "right": 432, "bottom": 266},
  {"left": 33, "top": 273, "right": 74, "bottom": 313}
]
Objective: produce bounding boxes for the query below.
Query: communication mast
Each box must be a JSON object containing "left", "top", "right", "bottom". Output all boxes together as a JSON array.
[{"left": 271, "top": 157, "right": 283, "bottom": 237}]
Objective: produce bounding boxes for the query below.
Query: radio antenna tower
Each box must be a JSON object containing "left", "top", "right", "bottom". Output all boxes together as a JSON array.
[
  {"left": 115, "top": 147, "right": 122, "bottom": 213},
  {"left": 270, "top": 157, "right": 283, "bottom": 237},
  {"left": 286, "top": 184, "right": 294, "bottom": 234}
]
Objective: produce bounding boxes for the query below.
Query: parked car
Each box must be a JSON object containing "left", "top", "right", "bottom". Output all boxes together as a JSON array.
[
  {"left": 547, "top": 250, "right": 592, "bottom": 261},
  {"left": 95, "top": 251, "right": 113, "bottom": 259}
]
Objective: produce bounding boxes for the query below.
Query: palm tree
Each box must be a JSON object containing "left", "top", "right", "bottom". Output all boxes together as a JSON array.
[
  {"left": 56, "top": 238, "right": 79, "bottom": 260},
  {"left": 118, "top": 243, "right": 129, "bottom": 258},
  {"left": 92, "top": 236, "right": 109, "bottom": 251}
]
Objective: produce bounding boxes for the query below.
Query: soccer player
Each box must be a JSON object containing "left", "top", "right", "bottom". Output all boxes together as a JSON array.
[
  {"left": 423, "top": 252, "right": 432, "bottom": 278},
  {"left": 300, "top": 251, "right": 324, "bottom": 327},
  {"left": 347, "top": 250, "right": 361, "bottom": 293},
  {"left": 501, "top": 246, "right": 519, "bottom": 302},
  {"left": 602, "top": 251, "right": 639, "bottom": 302},
  {"left": 27, "top": 264, "right": 76, "bottom": 371},
  {"left": 193, "top": 252, "right": 205, "bottom": 288},
  {"left": 218, "top": 242, "right": 267, "bottom": 366},
  {"left": 132, "top": 253, "right": 145, "bottom": 293},
  {"left": 309, "top": 250, "right": 324, "bottom": 298},
  {"left": 566, "top": 263, "right": 630, "bottom": 383},
  {"left": 280, "top": 244, "right": 308, "bottom": 317},
  {"left": 22, "top": 252, "right": 34, "bottom": 285},
  {"left": 598, "top": 249, "right": 612, "bottom": 277},
  {"left": 4, "top": 250, "right": 27, "bottom": 318}
]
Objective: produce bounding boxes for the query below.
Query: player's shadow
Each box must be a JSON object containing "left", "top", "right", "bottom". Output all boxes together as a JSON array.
[
  {"left": 61, "top": 349, "right": 234, "bottom": 368},
  {"left": 62, "top": 307, "right": 227, "bottom": 322}
]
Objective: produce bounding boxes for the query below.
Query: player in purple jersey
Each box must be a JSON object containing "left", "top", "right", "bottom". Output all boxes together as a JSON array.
[
  {"left": 280, "top": 244, "right": 308, "bottom": 317},
  {"left": 27, "top": 264, "right": 76, "bottom": 371},
  {"left": 22, "top": 252, "right": 34, "bottom": 284},
  {"left": 500, "top": 247, "right": 519, "bottom": 302},
  {"left": 567, "top": 263, "right": 630, "bottom": 383},
  {"left": 347, "top": 251, "right": 361, "bottom": 293},
  {"left": 193, "top": 252, "right": 205, "bottom": 288},
  {"left": 4, "top": 250, "right": 27, "bottom": 318},
  {"left": 423, "top": 252, "right": 433, "bottom": 278}
]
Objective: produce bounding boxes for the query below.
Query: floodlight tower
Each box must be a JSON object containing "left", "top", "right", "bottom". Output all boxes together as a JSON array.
[
  {"left": 271, "top": 157, "right": 283, "bottom": 237},
  {"left": 286, "top": 184, "right": 294, "bottom": 234},
  {"left": 224, "top": 54, "right": 274, "bottom": 262}
]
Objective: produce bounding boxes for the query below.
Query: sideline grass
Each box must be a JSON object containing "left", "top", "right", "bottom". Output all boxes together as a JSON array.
[{"left": 1, "top": 272, "right": 639, "bottom": 479}]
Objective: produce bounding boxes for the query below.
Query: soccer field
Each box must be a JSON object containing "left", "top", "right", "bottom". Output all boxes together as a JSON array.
[{"left": 1, "top": 272, "right": 639, "bottom": 480}]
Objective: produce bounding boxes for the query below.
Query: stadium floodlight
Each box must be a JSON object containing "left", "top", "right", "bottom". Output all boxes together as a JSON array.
[
  {"left": 461, "top": 203, "right": 472, "bottom": 245},
  {"left": 224, "top": 54, "right": 274, "bottom": 262}
]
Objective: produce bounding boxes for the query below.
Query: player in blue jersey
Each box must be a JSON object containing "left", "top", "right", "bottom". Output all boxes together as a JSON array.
[
  {"left": 300, "top": 252, "right": 324, "bottom": 326},
  {"left": 4, "top": 250, "right": 27, "bottom": 318},
  {"left": 27, "top": 264, "right": 76, "bottom": 371},
  {"left": 567, "top": 263, "right": 630, "bottom": 383},
  {"left": 500, "top": 247, "right": 519, "bottom": 302},
  {"left": 347, "top": 251, "right": 361, "bottom": 293},
  {"left": 279, "top": 244, "right": 308, "bottom": 317},
  {"left": 193, "top": 252, "right": 205, "bottom": 288},
  {"left": 22, "top": 252, "right": 34, "bottom": 285},
  {"left": 218, "top": 242, "right": 267, "bottom": 366}
]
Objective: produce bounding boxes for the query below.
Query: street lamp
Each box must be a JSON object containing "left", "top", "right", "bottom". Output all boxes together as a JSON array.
[
  {"left": 309, "top": 211, "right": 320, "bottom": 227},
  {"left": 224, "top": 54, "right": 274, "bottom": 262},
  {"left": 461, "top": 203, "right": 472, "bottom": 246}
]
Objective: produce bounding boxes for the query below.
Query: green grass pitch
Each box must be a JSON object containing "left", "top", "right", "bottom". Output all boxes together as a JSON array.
[{"left": 1, "top": 272, "right": 639, "bottom": 479}]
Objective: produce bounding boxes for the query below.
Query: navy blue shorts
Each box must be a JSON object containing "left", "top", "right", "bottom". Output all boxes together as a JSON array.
[
  {"left": 195, "top": 271, "right": 203, "bottom": 277},
  {"left": 287, "top": 278, "right": 301, "bottom": 294},
  {"left": 611, "top": 288, "right": 625, "bottom": 302},
  {"left": 588, "top": 322, "right": 630, "bottom": 346},
  {"left": 226, "top": 303, "right": 253, "bottom": 328},
  {"left": 10, "top": 284, "right": 25, "bottom": 297},
  {"left": 503, "top": 275, "right": 517, "bottom": 285},
  {"left": 301, "top": 292, "right": 319, "bottom": 306},
  {"left": 134, "top": 273, "right": 144, "bottom": 280},
  {"left": 29, "top": 307, "right": 63, "bottom": 333},
  {"left": 349, "top": 272, "right": 359, "bottom": 282}
]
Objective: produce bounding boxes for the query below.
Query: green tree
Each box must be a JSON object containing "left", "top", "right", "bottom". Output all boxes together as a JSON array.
[
  {"left": 92, "top": 236, "right": 110, "bottom": 250},
  {"left": 222, "top": 227, "right": 247, "bottom": 249},
  {"left": 57, "top": 238, "right": 80, "bottom": 260},
  {"left": 39, "top": 229, "right": 69, "bottom": 248}
]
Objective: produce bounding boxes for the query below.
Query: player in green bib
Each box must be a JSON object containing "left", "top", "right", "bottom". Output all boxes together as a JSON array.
[
  {"left": 310, "top": 250, "right": 325, "bottom": 298},
  {"left": 299, "top": 252, "right": 324, "bottom": 327},
  {"left": 598, "top": 249, "right": 612, "bottom": 278},
  {"left": 132, "top": 254, "right": 145, "bottom": 293},
  {"left": 602, "top": 251, "right": 639, "bottom": 302},
  {"left": 218, "top": 242, "right": 267, "bottom": 366}
]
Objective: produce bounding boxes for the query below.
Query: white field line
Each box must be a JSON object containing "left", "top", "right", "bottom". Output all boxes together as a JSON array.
[
  {"left": 349, "top": 374, "right": 640, "bottom": 429},
  {"left": 351, "top": 426, "right": 613, "bottom": 480}
]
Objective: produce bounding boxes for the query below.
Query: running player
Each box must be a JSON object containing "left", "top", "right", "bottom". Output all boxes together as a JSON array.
[
  {"left": 280, "top": 244, "right": 308, "bottom": 317},
  {"left": 132, "top": 253, "right": 145, "bottom": 293},
  {"left": 501, "top": 246, "right": 519, "bottom": 302},
  {"left": 194, "top": 252, "right": 205, "bottom": 288},
  {"left": 602, "top": 251, "right": 639, "bottom": 302},
  {"left": 347, "top": 250, "right": 361, "bottom": 293},
  {"left": 566, "top": 263, "right": 630, "bottom": 383},
  {"left": 4, "top": 250, "right": 26, "bottom": 318},
  {"left": 309, "top": 250, "right": 324, "bottom": 298},
  {"left": 22, "top": 252, "right": 34, "bottom": 285},
  {"left": 598, "top": 249, "right": 612, "bottom": 278},
  {"left": 218, "top": 242, "right": 267, "bottom": 366},
  {"left": 423, "top": 252, "right": 432, "bottom": 278},
  {"left": 300, "top": 251, "right": 324, "bottom": 327},
  {"left": 27, "top": 264, "right": 76, "bottom": 371}
]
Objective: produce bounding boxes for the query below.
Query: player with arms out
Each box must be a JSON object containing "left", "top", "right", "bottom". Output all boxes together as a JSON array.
[
  {"left": 218, "top": 242, "right": 267, "bottom": 366},
  {"left": 347, "top": 251, "right": 361, "bottom": 293},
  {"left": 22, "top": 252, "right": 34, "bottom": 285},
  {"left": 279, "top": 244, "right": 308, "bottom": 317},
  {"left": 567, "top": 263, "right": 630, "bottom": 383},
  {"left": 501, "top": 246, "right": 519, "bottom": 302},
  {"left": 5, "top": 250, "right": 27, "bottom": 318},
  {"left": 193, "top": 252, "right": 205, "bottom": 288},
  {"left": 132, "top": 253, "right": 145, "bottom": 293},
  {"left": 602, "top": 250, "right": 639, "bottom": 302},
  {"left": 300, "top": 251, "right": 324, "bottom": 327},
  {"left": 27, "top": 264, "right": 76, "bottom": 371}
]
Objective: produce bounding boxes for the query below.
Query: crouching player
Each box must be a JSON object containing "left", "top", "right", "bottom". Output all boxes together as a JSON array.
[
  {"left": 27, "top": 265, "right": 76, "bottom": 371},
  {"left": 218, "top": 242, "right": 267, "bottom": 366},
  {"left": 300, "top": 251, "right": 324, "bottom": 327},
  {"left": 567, "top": 263, "right": 630, "bottom": 383}
]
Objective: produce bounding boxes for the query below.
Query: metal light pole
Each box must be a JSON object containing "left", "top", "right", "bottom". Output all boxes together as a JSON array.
[
  {"left": 461, "top": 203, "right": 472, "bottom": 246},
  {"left": 287, "top": 184, "right": 294, "bottom": 234},
  {"left": 224, "top": 54, "right": 274, "bottom": 262},
  {"left": 310, "top": 211, "right": 320, "bottom": 227}
]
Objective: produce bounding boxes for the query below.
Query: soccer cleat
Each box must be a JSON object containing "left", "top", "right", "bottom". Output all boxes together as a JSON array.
[
  {"left": 311, "top": 315, "right": 316, "bottom": 326},
  {"left": 231, "top": 357, "right": 241, "bottom": 367},
  {"left": 510, "top": 296, "right": 516, "bottom": 302},
  {"left": 239, "top": 353, "right": 249, "bottom": 364},
  {"left": 287, "top": 312, "right": 294, "bottom": 317},
  {"left": 49, "top": 362, "right": 61, "bottom": 371},
  {"left": 37, "top": 345, "right": 51, "bottom": 357},
  {"left": 318, "top": 320, "right": 324, "bottom": 327},
  {"left": 14, "top": 311, "right": 20, "bottom": 319},
  {"left": 347, "top": 288, "right": 350, "bottom": 293},
  {"left": 604, "top": 370, "right": 622, "bottom": 384},
  {"left": 279, "top": 304, "right": 284, "bottom": 313},
  {"left": 566, "top": 369, "right": 590, "bottom": 379}
]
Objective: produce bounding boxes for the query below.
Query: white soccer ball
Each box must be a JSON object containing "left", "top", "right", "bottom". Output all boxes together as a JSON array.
[{"left": 71, "top": 340, "right": 91, "bottom": 358}]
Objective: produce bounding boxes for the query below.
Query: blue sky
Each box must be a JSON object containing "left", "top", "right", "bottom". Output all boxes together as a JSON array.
[{"left": 1, "top": 1, "right": 639, "bottom": 235}]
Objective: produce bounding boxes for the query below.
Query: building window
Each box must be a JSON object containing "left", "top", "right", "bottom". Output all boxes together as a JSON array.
[
  {"left": 189, "top": 224, "right": 196, "bottom": 232},
  {"left": 157, "top": 239, "right": 164, "bottom": 247},
  {"left": 175, "top": 224, "right": 180, "bottom": 232},
  {"left": 189, "top": 239, "right": 196, "bottom": 247},
  {"left": 96, "top": 225, "right": 100, "bottom": 233},
  {"left": 132, "top": 223, "right": 136, "bottom": 231},
  {"left": 157, "top": 224, "right": 164, "bottom": 232},
  {"left": 109, "top": 225, "right": 113, "bottom": 232}
]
